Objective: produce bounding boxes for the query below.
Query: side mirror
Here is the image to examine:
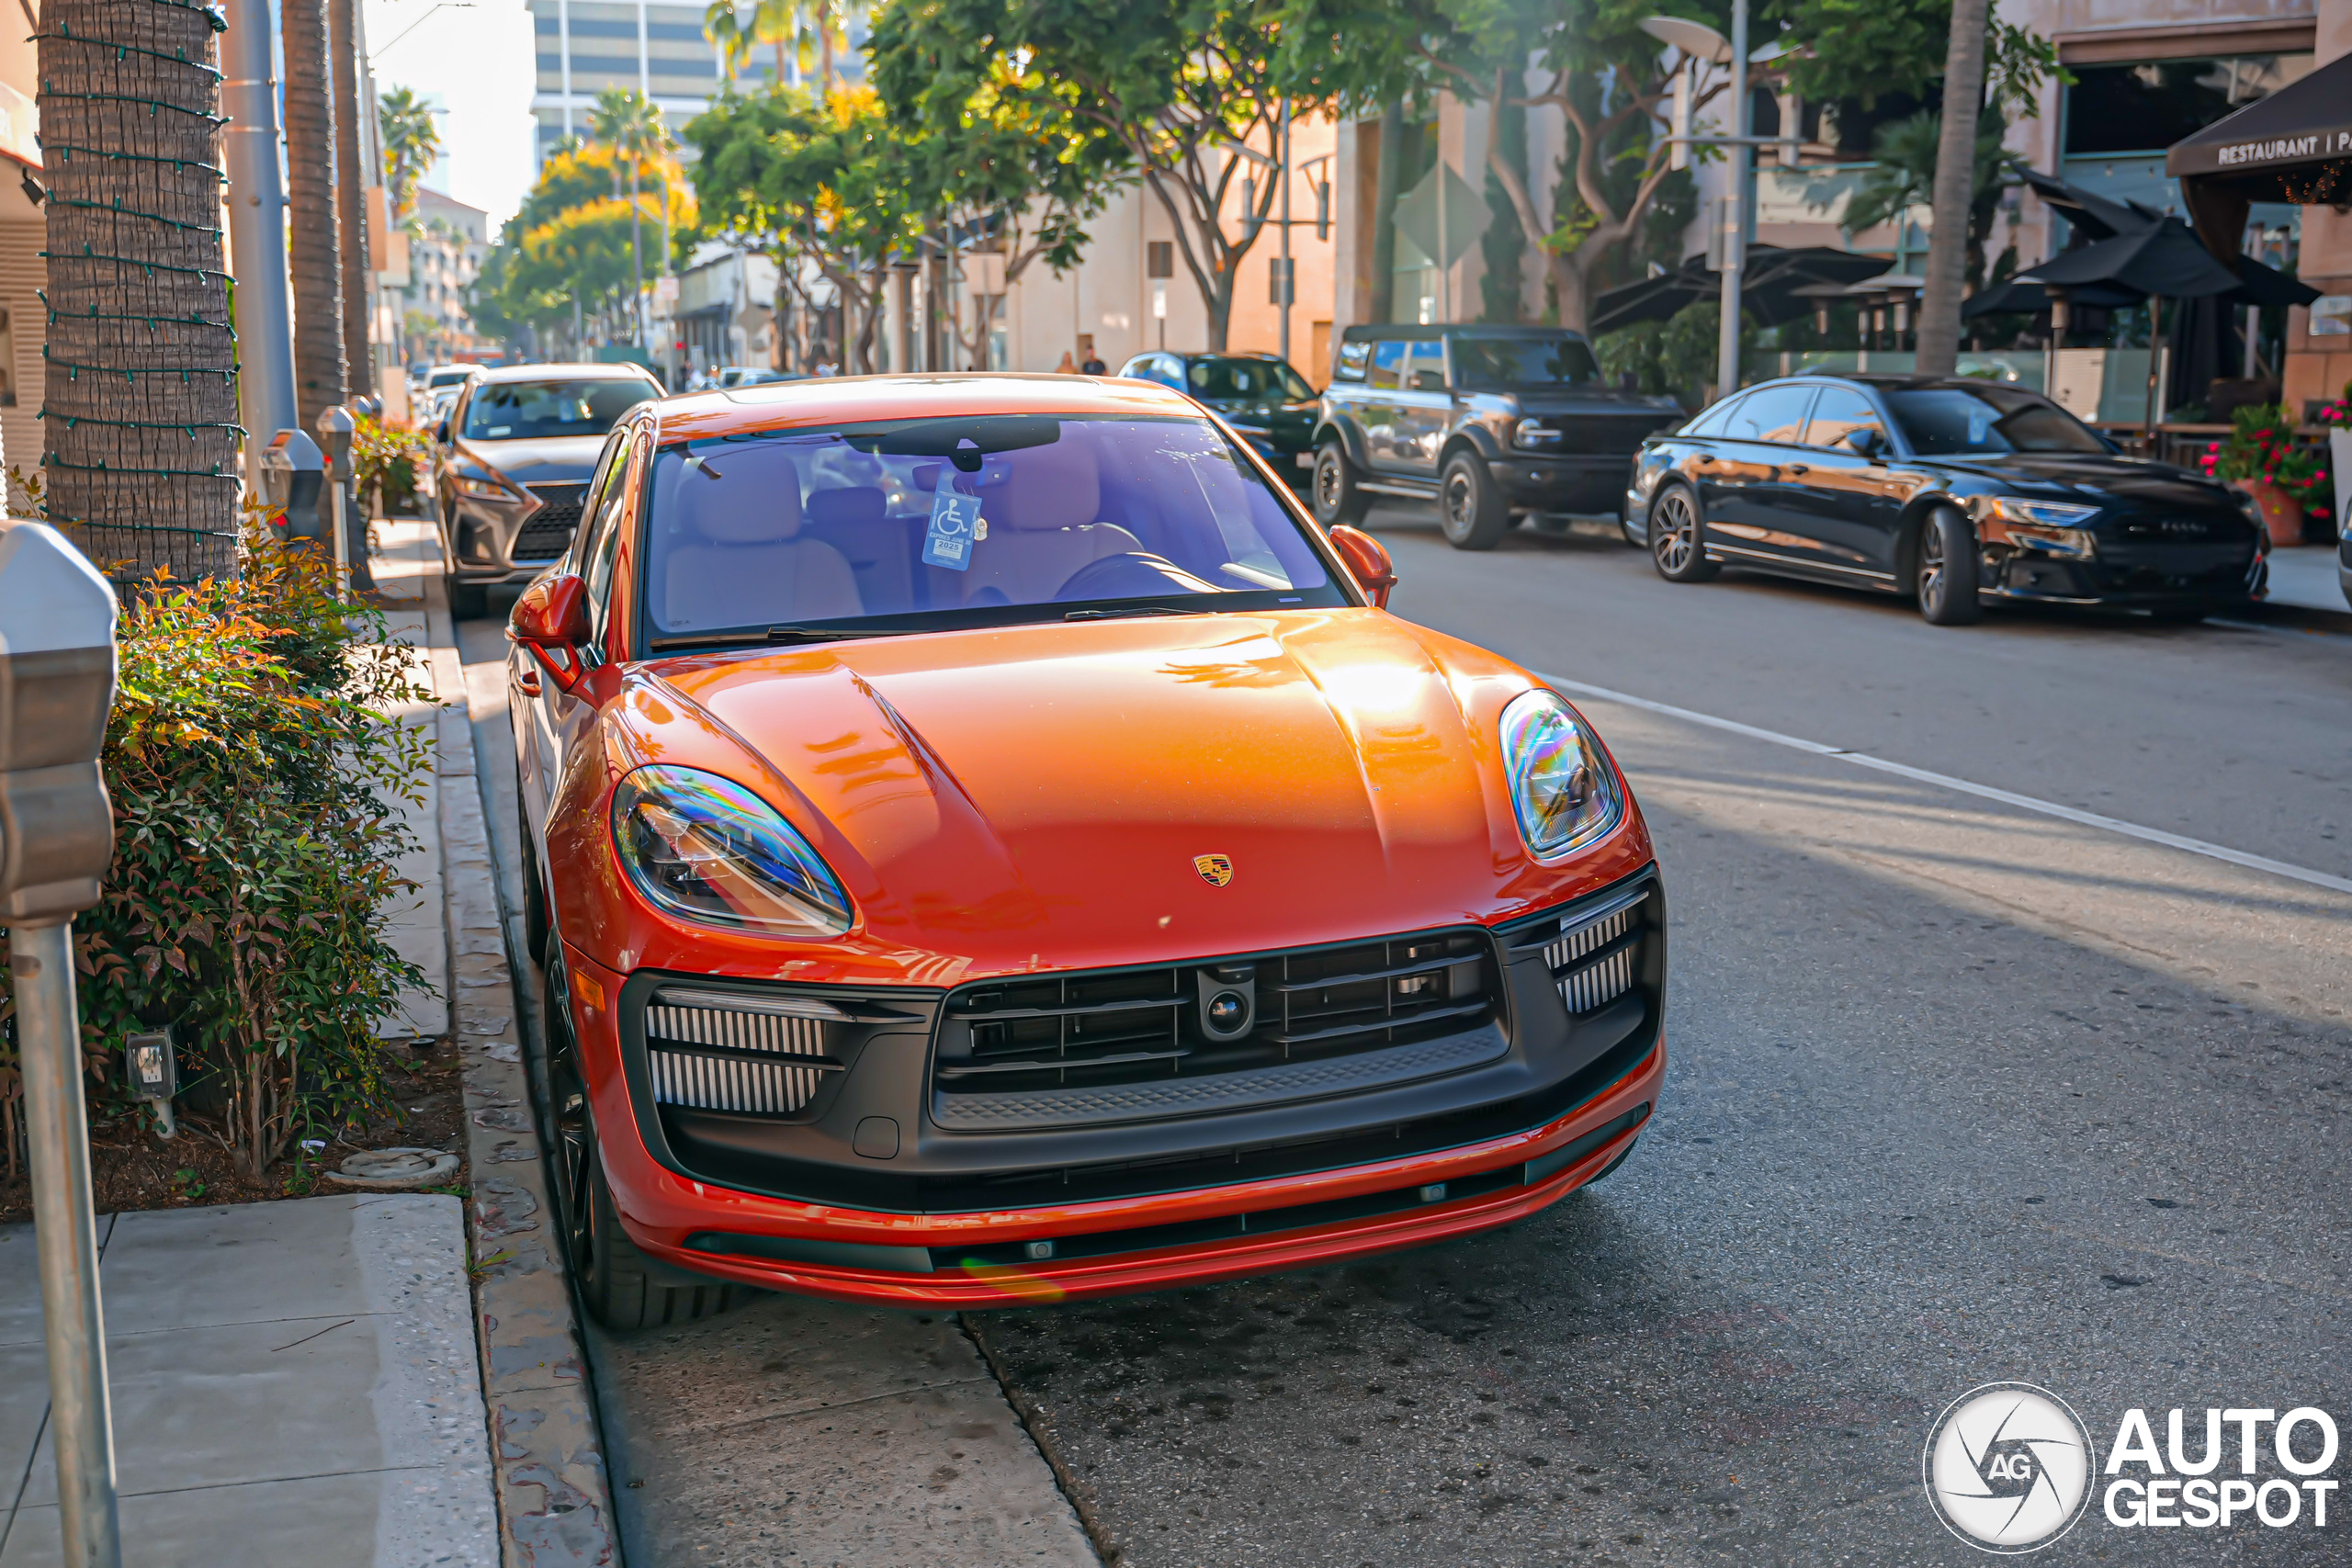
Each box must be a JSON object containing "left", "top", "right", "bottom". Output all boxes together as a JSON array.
[
  {"left": 508, "top": 573, "right": 591, "bottom": 690},
  {"left": 1328, "top": 525, "right": 1397, "bottom": 610},
  {"left": 1842, "top": 426, "right": 1885, "bottom": 458},
  {"left": 435, "top": 419, "right": 451, "bottom": 445}
]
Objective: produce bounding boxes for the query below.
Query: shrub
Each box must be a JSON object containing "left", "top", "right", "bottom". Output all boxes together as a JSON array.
[
  {"left": 0, "top": 535, "right": 435, "bottom": 1181},
  {"left": 355, "top": 413, "right": 432, "bottom": 515},
  {"left": 2214, "top": 402, "right": 2332, "bottom": 525}
]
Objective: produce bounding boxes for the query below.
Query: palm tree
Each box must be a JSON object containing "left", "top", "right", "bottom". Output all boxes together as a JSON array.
[
  {"left": 281, "top": 0, "right": 345, "bottom": 425},
  {"left": 589, "top": 89, "right": 672, "bottom": 355},
  {"left": 704, "top": 0, "right": 797, "bottom": 87},
  {"left": 329, "top": 0, "right": 373, "bottom": 397},
  {"left": 40, "top": 0, "right": 240, "bottom": 581},
  {"left": 379, "top": 86, "right": 442, "bottom": 221}
]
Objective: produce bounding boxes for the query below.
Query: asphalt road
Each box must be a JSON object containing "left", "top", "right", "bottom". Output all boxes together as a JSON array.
[{"left": 457, "top": 502, "right": 2352, "bottom": 1566}]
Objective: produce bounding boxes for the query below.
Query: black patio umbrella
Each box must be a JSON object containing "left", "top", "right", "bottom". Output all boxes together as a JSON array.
[
  {"left": 1962, "top": 276, "right": 2139, "bottom": 319},
  {"left": 1588, "top": 246, "right": 1894, "bottom": 334},
  {"left": 2016, "top": 168, "right": 2165, "bottom": 244},
  {"left": 2017, "top": 217, "right": 2318, "bottom": 309}
]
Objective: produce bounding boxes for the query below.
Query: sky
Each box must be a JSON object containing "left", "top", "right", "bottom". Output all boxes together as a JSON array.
[{"left": 363, "top": 0, "right": 539, "bottom": 231}]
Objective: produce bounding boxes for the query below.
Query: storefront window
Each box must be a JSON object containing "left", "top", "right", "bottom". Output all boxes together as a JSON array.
[{"left": 2064, "top": 55, "right": 2313, "bottom": 157}]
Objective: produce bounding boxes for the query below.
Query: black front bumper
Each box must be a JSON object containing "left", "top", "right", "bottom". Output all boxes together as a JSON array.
[
  {"left": 616, "top": 866, "right": 1667, "bottom": 1215},
  {"left": 1490, "top": 456, "right": 1636, "bottom": 513}
]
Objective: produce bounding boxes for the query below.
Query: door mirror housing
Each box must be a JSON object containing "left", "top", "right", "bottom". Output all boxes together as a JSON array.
[
  {"left": 508, "top": 573, "right": 591, "bottom": 690},
  {"left": 1328, "top": 525, "right": 1397, "bottom": 609},
  {"left": 1842, "top": 425, "right": 1886, "bottom": 458},
  {"left": 435, "top": 419, "right": 451, "bottom": 446}
]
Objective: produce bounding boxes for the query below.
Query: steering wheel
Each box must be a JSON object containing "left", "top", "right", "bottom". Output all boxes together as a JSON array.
[{"left": 1051, "top": 551, "right": 1216, "bottom": 603}]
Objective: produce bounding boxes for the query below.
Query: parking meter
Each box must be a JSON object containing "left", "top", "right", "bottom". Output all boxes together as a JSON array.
[
  {"left": 315, "top": 404, "right": 373, "bottom": 592},
  {"left": 0, "top": 518, "right": 124, "bottom": 1566},
  {"left": 259, "top": 429, "right": 324, "bottom": 543}
]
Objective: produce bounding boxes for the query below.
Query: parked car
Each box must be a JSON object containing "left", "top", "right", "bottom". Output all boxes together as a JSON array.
[
  {"left": 424, "top": 385, "right": 463, "bottom": 443},
  {"left": 1116, "top": 351, "right": 1319, "bottom": 476},
  {"left": 1625, "top": 374, "right": 2269, "bottom": 625},
  {"left": 505, "top": 373, "right": 1666, "bottom": 1325},
  {"left": 1311, "top": 324, "right": 1684, "bottom": 548},
  {"left": 434, "top": 363, "right": 663, "bottom": 618},
  {"left": 716, "top": 366, "right": 798, "bottom": 388}
]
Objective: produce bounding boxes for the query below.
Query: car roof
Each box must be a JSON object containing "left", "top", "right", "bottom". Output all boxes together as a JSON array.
[
  {"left": 469, "top": 361, "right": 662, "bottom": 386},
  {"left": 1742, "top": 372, "right": 2041, "bottom": 394},
  {"left": 645, "top": 372, "right": 1206, "bottom": 444},
  {"left": 1339, "top": 323, "right": 1589, "bottom": 344}
]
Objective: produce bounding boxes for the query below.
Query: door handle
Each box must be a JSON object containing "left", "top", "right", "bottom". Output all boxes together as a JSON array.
[
  {"left": 516, "top": 668, "right": 542, "bottom": 697},
  {"left": 1787, "top": 464, "right": 1809, "bottom": 475}
]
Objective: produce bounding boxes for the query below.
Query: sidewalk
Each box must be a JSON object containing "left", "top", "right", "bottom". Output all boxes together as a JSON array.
[
  {"left": 0, "top": 1198, "right": 494, "bottom": 1567},
  {"left": 2265, "top": 542, "right": 2348, "bottom": 619}
]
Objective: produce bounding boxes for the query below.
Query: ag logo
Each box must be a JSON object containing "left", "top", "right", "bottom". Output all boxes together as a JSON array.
[
  {"left": 1924, "top": 1382, "right": 2096, "bottom": 1553},
  {"left": 1193, "top": 853, "right": 1234, "bottom": 887}
]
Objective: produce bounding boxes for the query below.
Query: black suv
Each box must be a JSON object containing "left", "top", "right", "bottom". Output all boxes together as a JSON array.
[{"left": 1311, "top": 324, "right": 1684, "bottom": 548}]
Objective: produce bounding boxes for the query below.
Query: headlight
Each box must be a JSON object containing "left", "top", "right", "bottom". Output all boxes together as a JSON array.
[
  {"left": 1498, "top": 690, "right": 1623, "bottom": 860},
  {"left": 612, "top": 765, "right": 853, "bottom": 937},
  {"left": 455, "top": 473, "right": 522, "bottom": 502},
  {"left": 1986, "top": 496, "right": 2098, "bottom": 526},
  {"left": 1513, "top": 418, "right": 1562, "bottom": 449}
]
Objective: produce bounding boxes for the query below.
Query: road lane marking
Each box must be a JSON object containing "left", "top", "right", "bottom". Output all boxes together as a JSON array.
[{"left": 1540, "top": 673, "right": 2352, "bottom": 898}]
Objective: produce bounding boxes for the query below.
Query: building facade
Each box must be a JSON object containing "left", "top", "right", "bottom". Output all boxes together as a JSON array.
[{"left": 401, "top": 187, "right": 494, "bottom": 367}]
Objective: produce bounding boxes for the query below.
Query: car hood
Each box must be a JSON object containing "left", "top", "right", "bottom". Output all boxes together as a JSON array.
[
  {"left": 1936, "top": 452, "right": 2239, "bottom": 511},
  {"left": 601, "top": 611, "right": 1643, "bottom": 978},
  {"left": 1491, "top": 389, "right": 1682, "bottom": 421},
  {"left": 456, "top": 434, "right": 607, "bottom": 482}
]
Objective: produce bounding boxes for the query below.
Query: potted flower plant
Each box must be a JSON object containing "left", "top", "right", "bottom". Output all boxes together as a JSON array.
[
  {"left": 2316, "top": 387, "right": 2352, "bottom": 542},
  {"left": 2214, "top": 403, "right": 2328, "bottom": 547}
]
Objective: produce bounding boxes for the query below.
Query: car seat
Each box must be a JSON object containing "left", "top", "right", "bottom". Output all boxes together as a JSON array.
[{"left": 658, "top": 479, "right": 863, "bottom": 632}]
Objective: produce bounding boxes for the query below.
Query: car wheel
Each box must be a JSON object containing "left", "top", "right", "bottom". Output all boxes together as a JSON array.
[
  {"left": 1916, "top": 507, "right": 1984, "bottom": 626},
  {"left": 1439, "top": 452, "right": 1510, "bottom": 550},
  {"left": 515, "top": 757, "right": 548, "bottom": 967},
  {"left": 544, "top": 945, "right": 745, "bottom": 1333},
  {"left": 1312, "top": 442, "right": 1371, "bottom": 525},
  {"left": 447, "top": 574, "right": 489, "bottom": 621},
  {"left": 1647, "top": 484, "right": 1719, "bottom": 582}
]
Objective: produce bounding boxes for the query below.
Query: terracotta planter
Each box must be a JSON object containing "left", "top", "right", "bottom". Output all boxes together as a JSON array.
[{"left": 2233, "top": 479, "right": 2304, "bottom": 547}]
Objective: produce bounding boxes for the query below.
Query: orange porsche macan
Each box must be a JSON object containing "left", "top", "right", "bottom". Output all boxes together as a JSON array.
[{"left": 505, "top": 373, "right": 1665, "bottom": 1327}]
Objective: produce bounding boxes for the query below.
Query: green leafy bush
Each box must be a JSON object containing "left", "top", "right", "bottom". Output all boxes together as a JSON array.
[
  {"left": 0, "top": 536, "right": 436, "bottom": 1180},
  {"left": 355, "top": 413, "right": 432, "bottom": 515},
  {"left": 2214, "top": 402, "right": 2332, "bottom": 525}
]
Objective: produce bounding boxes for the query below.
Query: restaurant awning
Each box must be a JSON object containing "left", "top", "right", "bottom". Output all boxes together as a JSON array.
[{"left": 2165, "top": 51, "right": 2352, "bottom": 254}]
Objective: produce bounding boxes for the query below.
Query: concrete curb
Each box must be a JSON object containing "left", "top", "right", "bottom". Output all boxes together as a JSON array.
[{"left": 419, "top": 566, "right": 620, "bottom": 1568}]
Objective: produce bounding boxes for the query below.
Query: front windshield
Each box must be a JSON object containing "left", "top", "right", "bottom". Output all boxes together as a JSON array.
[
  {"left": 1883, "top": 386, "right": 2109, "bottom": 455},
  {"left": 1186, "top": 357, "right": 1315, "bottom": 401},
  {"left": 1450, "top": 335, "right": 1600, "bottom": 389},
  {"left": 462, "top": 378, "right": 653, "bottom": 441},
  {"left": 642, "top": 413, "right": 1345, "bottom": 646}
]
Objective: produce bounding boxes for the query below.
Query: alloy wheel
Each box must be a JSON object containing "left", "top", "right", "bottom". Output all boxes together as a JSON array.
[
  {"left": 1315, "top": 451, "right": 1345, "bottom": 518},
  {"left": 543, "top": 948, "right": 594, "bottom": 1275},
  {"left": 1442, "top": 470, "right": 1475, "bottom": 540},
  {"left": 1654, "top": 491, "right": 1696, "bottom": 574},
  {"left": 1919, "top": 518, "right": 1946, "bottom": 606}
]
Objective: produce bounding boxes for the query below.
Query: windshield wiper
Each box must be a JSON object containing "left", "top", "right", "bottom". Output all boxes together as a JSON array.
[
  {"left": 645, "top": 625, "right": 918, "bottom": 651},
  {"left": 1063, "top": 604, "right": 1216, "bottom": 622}
]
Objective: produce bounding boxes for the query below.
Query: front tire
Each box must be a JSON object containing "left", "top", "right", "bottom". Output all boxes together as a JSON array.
[
  {"left": 1648, "top": 484, "right": 1719, "bottom": 582},
  {"left": 515, "top": 758, "right": 549, "bottom": 967},
  {"left": 1312, "top": 442, "right": 1371, "bottom": 525},
  {"left": 1917, "top": 507, "right": 1984, "bottom": 626},
  {"left": 1439, "top": 452, "right": 1510, "bottom": 550}
]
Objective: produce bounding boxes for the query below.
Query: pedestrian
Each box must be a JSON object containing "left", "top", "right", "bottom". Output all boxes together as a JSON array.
[
  {"left": 1055, "top": 350, "right": 1078, "bottom": 374},
  {"left": 1080, "top": 348, "right": 1106, "bottom": 375}
]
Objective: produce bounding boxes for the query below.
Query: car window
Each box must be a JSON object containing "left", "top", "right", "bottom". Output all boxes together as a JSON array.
[
  {"left": 1368, "top": 342, "right": 1408, "bottom": 390},
  {"left": 1884, "top": 385, "right": 2109, "bottom": 455},
  {"left": 567, "top": 431, "right": 629, "bottom": 574},
  {"left": 1406, "top": 343, "right": 1448, "bottom": 393},
  {"left": 1724, "top": 385, "right": 1816, "bottom": 445},
  {"left": 461, "top": 378, "right": 656, "bottom": 441},
  {"left": 1332, "top": 341, "right": 1372, "bottom": 382},
  {"left": 584, "top": 434, "right": 645, "bottom": 638},
  {"left": 1681, "top": 395, "right": 1744, "bottom": 437},
  {"left": 639, "top": 413, "right": 1347, "bottom": 646},
  {"left": 1804, "top": 387, "right": 1885, "bottom": 450},
  {"left": 1448, "top": 334, "right": 1600, "bottom": 389},
  {"left": 1185, "top": 356, "right": 1314, "bottom": 400}
]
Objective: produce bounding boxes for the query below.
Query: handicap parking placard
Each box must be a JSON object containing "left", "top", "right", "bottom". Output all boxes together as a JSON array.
[{"left": 923, "top": 489, "right": 983, "bottom": 570}]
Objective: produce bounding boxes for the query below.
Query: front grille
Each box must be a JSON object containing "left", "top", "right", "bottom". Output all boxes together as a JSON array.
[
  {"left": 932, "top": 930, "right": 1498, "bottom": 1103},
  {"left": 1553, "top": 414, "right": 1681, "bottom": 456},
  {"left": 513, "top": 482, "right": 587, "bottom": 559},
  {"left": 645, "top": 992, "right": 835, "bottom": 1114},
  {"left": 1544, "top": 900, "right": 1640, "bottom": 1015}
]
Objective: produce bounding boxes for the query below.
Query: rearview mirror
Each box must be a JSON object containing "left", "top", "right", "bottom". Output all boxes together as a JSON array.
[
  {"left": 508, "top": 573, "right": 591, "bottom": 690},
  {"left": 1328, "top": 525, "right": 1397, "bottom": 610},
  {"left": 1842, "top": 426, "right": 1885, "bottom": 458}
]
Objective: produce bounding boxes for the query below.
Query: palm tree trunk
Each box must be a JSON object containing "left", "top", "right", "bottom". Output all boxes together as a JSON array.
[
  {"left": 328, "top": 0, "right": 372, "bottom": 397},
  {"left": 1917, "top": 0, "right": 1991, "bottom": 376},
  {"left": 281, "top": 0, "right": 345, "bottom": 425},
  {"left": 40, "top": 0, "right": 240, "bottom": 582},
  {"left": 628, "top": 160, "right": 645, "bottom": 353}
]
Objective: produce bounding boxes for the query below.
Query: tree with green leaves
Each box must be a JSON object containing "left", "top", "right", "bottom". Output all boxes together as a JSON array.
[
  {"left": 379, "top": 85, "right": 441, "bottom": 221},
  {"left": 588, "top": 87, "right": 676, "bottom": 353},
  {"left": 873, "top": 0, "right": 1376, "bottom": 350},
  {"left": 478, "top": 142, "right": 696, "bottom": 352},
  {"left": 1842, "top": 108, "right": 2026, "bottom": 289}
]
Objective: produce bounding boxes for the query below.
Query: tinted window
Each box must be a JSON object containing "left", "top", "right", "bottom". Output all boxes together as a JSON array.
[
  {"left": 1333, "top": 340, "right": 1372, "bottom": 381},
  {"left": 462, "top": 378, "right": 654, "bottom": 440},
  {"left": 1884, "top": 386, "right": 2108, "bottom": 455},
  {"left": 1407, "top": 343, "right": 1448, "bottom": 392},
  {"left": 1449, "top": 334, "right": 1600, "bottom": 389},
  {"left": 1804, "top": 387, "right": 1886, "bottom": 449},
  {"left": 584, "top": 434, "right": 644, "bottom": 637},
  {"left": 1681, "top": 395, "right": 1745, "bottom": 437},
  {"left": 1724, "top": 385, "right": 1816, "bottom": 444},
  {"left": 2064, "top": 56, "right": 2312, "bottom": 158},
  {"left": 1186, "top": 356, "right": 1314, "bottom": 400},
  {"left": 641, "top": 414, "right": 1344, "bottom": 644},
  {"left": 1369, "top": 342, "right": 1408, "bottom": 390}
]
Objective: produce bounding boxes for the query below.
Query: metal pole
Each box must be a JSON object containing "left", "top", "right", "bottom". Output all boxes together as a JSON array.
[
  {"left": 221, "top": 0, "right": 298, "bottom": 455},
  {"left": 17, "top": 919, "right": 122, "bottom": 1568},
  {"left": 1278, "top": 103, "right": 1292, "bottom": 365},
  {"left": 1717, "top": 0, "right": 1749, "bottom": 400}
]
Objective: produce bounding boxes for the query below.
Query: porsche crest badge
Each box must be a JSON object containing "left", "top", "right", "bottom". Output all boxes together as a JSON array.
[{"left": 1193, "top": 853, "right": 1234, "bottom": 887}]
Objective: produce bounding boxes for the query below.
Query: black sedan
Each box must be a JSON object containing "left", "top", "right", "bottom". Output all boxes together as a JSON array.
[
  {"left": 1115, "top": 351, "right": 1319, "bottom": 476},
  {"left": 1624, "top": 375, "right": 2268, "bottom": 625}
]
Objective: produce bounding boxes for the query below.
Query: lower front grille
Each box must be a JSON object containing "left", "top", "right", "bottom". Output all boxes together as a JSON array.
[
  {"left": 1545, "top": 900, "right": 1640, "bottom": 1015},
  {"left": 514, "top": 482, "right": 587, "bottom": 558},
  {"left": 645, "top": 993, "right": 835, "bottom": 1115}
]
